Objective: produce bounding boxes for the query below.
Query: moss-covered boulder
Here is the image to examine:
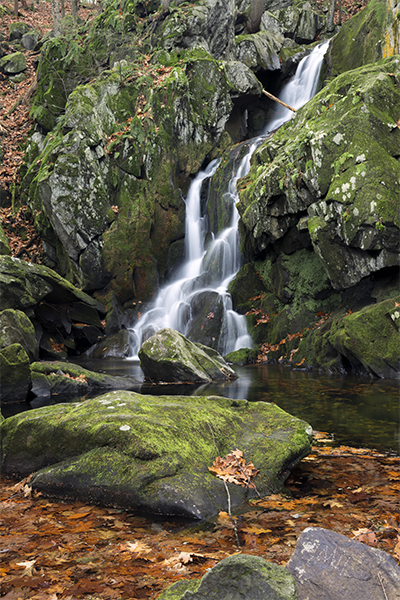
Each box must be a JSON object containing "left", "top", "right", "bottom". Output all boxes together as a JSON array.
[
  {"left": 158, "top": 554, "right": 298, "bottom": 600},
  {"left": 325, "top": 0, "right": 389, "bottom": 78},
  {"left": 30, "top": 360, "right": 139, "bottom": 398},
  {"left": 237, "top": 56, "right": 400, "bottom": 291},
  {"left": 0, "top": 256, "right": 105, "bottom": 314},
  {"left": 0, "top": 51, "right": 27, "bottom": 75},
  {"left": 0, "top": 391, "right": 312, "bottom": 518},
  {"left": 0, "top": 343, "right": 31, "bottom": 404},
  {"left": 139, "top": 328, "right": 237, "bottom": 382},
  {"left": 0, "top": 309, "right": 39, "bottom": 362},
  {"left": 294, "top": 296, "right": 400, "bottom": 378}
]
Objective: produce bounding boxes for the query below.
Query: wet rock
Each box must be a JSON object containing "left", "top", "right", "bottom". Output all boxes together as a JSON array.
[
  {"left": 0, "top": 391, "right": 312, "bottom": 518},
  {"left": 286, "top": 527, "right": 400, "bottom": 600},
  {"left": 30, "top": 360, "right": 139, "bottom": 398},
  {"left": 139, "top": 328, "right": 237, "bottom": 382},
  {"left": 82, "top": 329, "right": 130, "bottom": 359}
]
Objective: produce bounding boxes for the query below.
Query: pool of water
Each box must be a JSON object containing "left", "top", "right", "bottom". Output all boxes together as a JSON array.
[{"left": 3, "top": 359, "right": 399, "bottom": 455}]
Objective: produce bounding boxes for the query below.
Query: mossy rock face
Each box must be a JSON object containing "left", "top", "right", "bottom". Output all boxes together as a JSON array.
[
  {"left": 0, "top": 390, "right": 312, "bottom": 518},
  {"left": 0, "top": 309, "right": 39, "bottom": 362},
  {"left": 295, "top": 296, "right": 400, "bottom": 378},
  {"left": 237, "top": 56, "right": 400, "bottom": 291},
  {"left": 158, "top": 554, "right": 298, "bottom": 600},
  {"left": 325, "top": 0, "right": 388, "bottom": 78},
  {"left": 0, "top": 343, "right": 31, "bottom": 404},
  {"left": 0, "top": 256, "right": 105, "bottom": 313}
]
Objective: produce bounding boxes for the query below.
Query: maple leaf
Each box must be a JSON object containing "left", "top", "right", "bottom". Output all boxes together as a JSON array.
[
  {"left": 16, "top": 559, "right": 36, "bottom": 576},
  {"left": 209, "top": 449, "right": 259, "bottom": 489}
]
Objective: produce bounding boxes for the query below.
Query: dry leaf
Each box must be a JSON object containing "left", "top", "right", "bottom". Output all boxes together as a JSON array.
[{"left": 16, "top": 559, "right": 36, "bottom": 576}]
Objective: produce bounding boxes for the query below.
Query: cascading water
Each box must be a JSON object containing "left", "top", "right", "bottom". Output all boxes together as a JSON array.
[{"left": 128, "top": 41, "right": 329, "bottom": 358}]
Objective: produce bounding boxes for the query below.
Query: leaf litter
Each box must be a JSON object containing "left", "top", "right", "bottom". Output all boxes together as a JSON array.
[{"left": 0, "top": 436, "right": 399, "bottom": 600}]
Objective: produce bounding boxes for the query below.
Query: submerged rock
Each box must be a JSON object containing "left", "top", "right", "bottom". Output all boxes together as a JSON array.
[
  {"left": 0, "top": 391, "right": 312, "bottom": 519},
  {"left": 139, "top": 328, "right": 238, "bottom": 382}
]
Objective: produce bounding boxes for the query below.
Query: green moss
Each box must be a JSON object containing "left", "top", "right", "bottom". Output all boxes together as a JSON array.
[{"left": 326, "top": 0, "right": 388, "bottom": 78}]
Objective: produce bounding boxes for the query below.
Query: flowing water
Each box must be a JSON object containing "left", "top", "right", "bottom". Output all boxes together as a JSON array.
[{"left": 128, "top": 41, "right": 330, "bottom": 358}]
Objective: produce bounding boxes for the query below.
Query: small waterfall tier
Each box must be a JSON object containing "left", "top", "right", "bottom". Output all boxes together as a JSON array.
[{"left": 128, "top": 41, "right": 329, "bottom": 359}]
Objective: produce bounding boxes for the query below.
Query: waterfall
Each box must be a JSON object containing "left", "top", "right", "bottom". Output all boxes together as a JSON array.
[{"left": 128, "top": 41, "right": 329, "bottom": 359}]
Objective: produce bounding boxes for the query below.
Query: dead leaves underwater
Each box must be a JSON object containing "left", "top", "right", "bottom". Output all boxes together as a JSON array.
[{"left": 0, "top": 436, "right": 399, "bottom": 600}]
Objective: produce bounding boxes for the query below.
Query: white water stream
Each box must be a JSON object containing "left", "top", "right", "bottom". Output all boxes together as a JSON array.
[{"left": 128, "top": 41, "right": 329, "bottom": 358}]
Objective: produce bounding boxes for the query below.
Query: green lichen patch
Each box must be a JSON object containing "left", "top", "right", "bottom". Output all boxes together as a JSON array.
[{"left": 0, "top": 391, "right": 312, "bottom": 519}]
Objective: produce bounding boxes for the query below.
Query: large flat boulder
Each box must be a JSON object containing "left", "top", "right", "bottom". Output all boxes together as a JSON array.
[
  {"left": 139, "top": 328, "right": 238, "bottom": 383},
  {"left": 0, "top": 392, "right": 312, "bottom": 519}
]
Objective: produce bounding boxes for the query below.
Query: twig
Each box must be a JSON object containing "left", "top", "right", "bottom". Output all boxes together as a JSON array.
[
  {"left": 207, "top": 423, "right": 241, "bottom": 550},
  {"left": 378, "top": 571, "right": 389, "bottom": 600},
  {"left": 262, "top": 89, "right": 297, "bottom": 113},
  {"left": 222, "top": 479, "right": 241, "bottom": 550}
]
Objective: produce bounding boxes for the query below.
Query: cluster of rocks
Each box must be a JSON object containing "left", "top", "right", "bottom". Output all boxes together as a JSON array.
[
  {"left": 0, "top": 20, "right": 41, "bottom": 82},
  {"left": 158, "top": 528, "right": 400, "bottom": 600},
  {"left": 0, "top": 255, "right": 137, "bottom": 403}
]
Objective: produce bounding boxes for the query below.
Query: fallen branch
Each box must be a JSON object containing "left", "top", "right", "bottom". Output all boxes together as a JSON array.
[{"left": 262, "top": 89, "right": 297, "bottom": 113}]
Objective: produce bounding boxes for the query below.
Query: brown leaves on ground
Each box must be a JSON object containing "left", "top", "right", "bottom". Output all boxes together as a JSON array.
[
  {"left": 0, "top": 439, "right": 399, "bottom": 600},
  {"left": 0, "top": 205, "right": 44, "bottom": 263},
  {"left": 209, "top": 449, "right": 259, "bottom": 489}
]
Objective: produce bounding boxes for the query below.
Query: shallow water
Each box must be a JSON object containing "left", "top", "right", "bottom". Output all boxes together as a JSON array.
[{"left": 9, "top": 358, "right": 398, "bottom": 456}]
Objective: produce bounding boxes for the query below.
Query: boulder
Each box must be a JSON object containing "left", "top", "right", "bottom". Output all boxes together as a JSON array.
[
  {"left": 30, "top": 360, "right": 139, "bottom": 398},
  {"left": 82, "top": 329, "right": 131, "bottom": 359},
  {"left": 9, "top": 22, "right": 29, "bottom": 41},
  {"left": 139, "top": 328, "right": 238, "bottom": 382},
  {"left": 0, "top": 256, "right": 106, "bottom": 315},
  {"left": 0, "top": 391, "right": 312, "bottom": 518},
  {"left": 0, "top": 343, "right": 31, "bottom": 404},
  {"left": 0, "top": 309, "right": 39, "bottom": 362},
  {"left": 158, "top": 554, "right": 298, "bottom": 600},
  {"left": 0, "top": 52, "right": 27, "bottom": 75},
  {"left": 287, "top": 527, "right": 400, "bottom": 600},
  {"left": 21, "top": 30, "right": 40, "bottom": 51},
  {"left": 295, "top": 295, "right": 400, "bottom": 377}
]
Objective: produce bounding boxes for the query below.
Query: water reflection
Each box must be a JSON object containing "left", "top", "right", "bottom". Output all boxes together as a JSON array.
[{"left": 2, "top": 359, "right": 399, "bottom": 455}]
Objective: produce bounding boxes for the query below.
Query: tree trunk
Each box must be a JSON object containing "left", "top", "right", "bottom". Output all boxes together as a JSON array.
[
  {"left": 14, "top": 0, "right": 18, "bottom": 16},
  {"left": 248, "top": 0, "right": 264, "bottom": 33},
  {"left": 51, "top": 0, "right": 62, "bottom": 35},
  {"left": 60, "top": 0, "right": 65, "bottom": 18},
  {"left": 327, "top": 0, "right": 336, "bottom": 31},
  {"left": 71, "top": 0, "right": 78, "bottom": 24}
]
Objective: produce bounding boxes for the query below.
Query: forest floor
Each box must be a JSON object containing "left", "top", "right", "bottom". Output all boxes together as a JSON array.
[{"left": 1, "top": 438, "right": 399, "bottom": 600}]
